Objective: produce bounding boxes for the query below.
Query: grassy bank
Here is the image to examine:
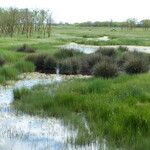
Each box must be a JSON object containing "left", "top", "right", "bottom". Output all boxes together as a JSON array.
[{"left": 13, "top": 73, "right": 150, "bottom": 149}]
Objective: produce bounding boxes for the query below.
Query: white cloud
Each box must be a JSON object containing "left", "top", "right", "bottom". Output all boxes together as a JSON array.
[{"left": 0, "top": 0, "right": 149, "bottom": 23}]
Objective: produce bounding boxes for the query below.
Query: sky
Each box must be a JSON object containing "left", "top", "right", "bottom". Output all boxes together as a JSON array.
[{"left": 0, "top": 0, "right": 149, "bottom": 23}]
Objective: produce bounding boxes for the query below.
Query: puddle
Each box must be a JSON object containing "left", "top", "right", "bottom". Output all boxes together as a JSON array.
[
  {"left": 0, "top": 75, "right": 100, "bottom": 150},
  {"left": 62, "top": 43, "right": 150, "bottom": 54}
]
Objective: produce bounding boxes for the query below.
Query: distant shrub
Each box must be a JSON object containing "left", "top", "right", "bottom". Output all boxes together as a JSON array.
[
  {"left": 93, "top": 61, "right": 118, "bottom": 78},
  {"left": 13, "top": 88, "right": 31, "bottom": 100},
  {"left": 54, "top": 48, "right": 84, "bottom": 59},
  {"left": 17, "top": 44, "right": 36, "bottom": 53},
  {"left": 44, "top": 56, "right": 57, "bottom": 73},
  {"left": 0, "top": 56, "right": 6, "bottom": 66},
  {"left": 15, "top": 61, "right": 35, "bottom": 73},
  {"left": 96, "top": 47, "right": 116, "bottom": 57},
  {"left": 59, "top": 57, "right": 81, "bottom": 75},
  {"left": 125, "top": 57, "right": 149, "bottom": 74},
  {"left": 26, "top": 54, "right": 47, "bottom": 72},
  {"left": 117, "top": 51, "right": 149, "bottom": 73}
]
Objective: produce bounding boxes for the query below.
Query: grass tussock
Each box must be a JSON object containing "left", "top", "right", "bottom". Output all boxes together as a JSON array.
[
  {"left": 15, "top": 61, "right": 35, "bottom": 73},
  {"left": 0, "top": 66, "right": 18, "bottom": 83},
  {"left": 0, "top": 61, "right": 35, "bottom": 84},
  {"left": 14, "top": 88, "right": 31, "bottom": 100}
]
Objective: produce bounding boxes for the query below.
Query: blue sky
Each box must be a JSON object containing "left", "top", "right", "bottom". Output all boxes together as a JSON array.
[{"left": 0, "top": 0, "right": 149, "bottom": 23}]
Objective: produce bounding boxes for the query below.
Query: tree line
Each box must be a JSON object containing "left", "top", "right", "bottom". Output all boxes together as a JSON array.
[
  {"left": 0, "top": 8, "right": 52, "bottom": 38},
  {"left": 74, "top": 18, "right": 150, "bottom": 30}
]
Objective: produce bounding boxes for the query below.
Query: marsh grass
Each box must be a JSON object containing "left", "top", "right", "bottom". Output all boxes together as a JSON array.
[
  {"left": 15, "top": 61, "right": 35, "bottom": 73},
  {"left": 0, "top": 61, "right": 35, "bottom": 83},
  {"left": 0, "top": 66, "right": 18, "bottom": 83},
  {"left": 14, "top": 88, "right": 31, "bottom": 100},
  {"left": 13, "top": 74, "right": 150, "bottom": 149},
  {"left": 0, "top": 26, "right": 150, "bottom": 83}
]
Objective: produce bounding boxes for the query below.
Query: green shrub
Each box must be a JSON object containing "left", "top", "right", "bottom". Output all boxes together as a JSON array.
[
  {"left": 44, "top": 56, "right": 57, "bottom": 73},
  {"left": 96, "top": 47, "right": 116, "bottom": 57},
  {"left": 125, "top": 57, "right": 149, "bottom": 74},
  {"left": 59, "top": 57, "right": 81, "bottom": 75},
  {"left": 54, "top": 48, "right": 84, "bottom": 59},
  {"left": 80, "top": 53, "right": 103, "bottom": 75},
  {"left": 0, "top": 56, "right": 6, "bottom": 66},
  {"left": 116, "top": 52, "right": 134, "bottom": 70},
  {"left": 17, "top": 44, "right": 36, "bottom": 53},
  {"left": 93, "top": 61, "right": 118, "bottom": 78},
  {"left": 15, "top": 61, "right": 35, "bottom": 73},
  {"left": 117, "top": 51, "right": 149, "bottom": 72}
]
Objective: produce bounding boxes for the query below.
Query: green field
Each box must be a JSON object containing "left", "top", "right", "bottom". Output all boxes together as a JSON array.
[
  {"left": 54, "top": 26, "right": 150, "bottom": 46},
  {"left": 0, "top": 26, "right": 150, "bottom": 149},
  {"left": 0, "top": 26, "right": 150, "bottom": 83}
]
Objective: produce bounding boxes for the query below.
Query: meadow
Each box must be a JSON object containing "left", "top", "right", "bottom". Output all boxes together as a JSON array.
[
  {"left": 0, "top": 26, "right": 150, "bottom": 149},
  {"left": 0, "top": 26, "right": 150, "bottom": 83}
]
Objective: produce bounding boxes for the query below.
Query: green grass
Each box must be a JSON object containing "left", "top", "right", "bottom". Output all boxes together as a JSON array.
[
  {"left": 54, "top": 26, "right": 150, "bottom": 46},
  {"left": 0, "top": 66, "right": 18, "bottom": 83},
  {"left": 14, "top": 61, "right": 35, "bottom": 73},
  {"left": 0, "top": 26, "right": 150, "bottom": 83},
  {"left": 0, "top": 25, "right": 149, "bottom": 149},
  {"left": 13, "top": 73, "right": 150, "bottom": 149},
  {"left": 0, "top": 29, "right": 64, "bottom": 83},
  {"left": 0, "top": 60, "right": 35, "bottom": 84}
]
